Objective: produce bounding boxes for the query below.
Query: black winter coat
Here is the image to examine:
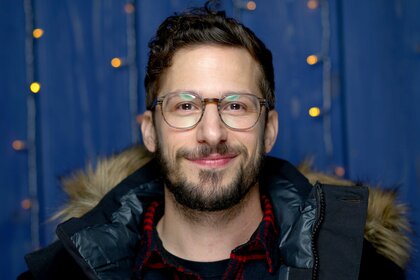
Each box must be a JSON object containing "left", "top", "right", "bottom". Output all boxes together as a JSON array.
[{"left": 19, "top": 157, "right": 406, "bottom": 279}]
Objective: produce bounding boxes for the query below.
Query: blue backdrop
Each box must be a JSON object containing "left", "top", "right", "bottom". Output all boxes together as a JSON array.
[{"left": 1, "top": 0, "right": 419, "bottom": 279}]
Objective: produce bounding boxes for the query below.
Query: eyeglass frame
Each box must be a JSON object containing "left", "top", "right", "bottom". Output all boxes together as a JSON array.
[{"left": 147, "top": 91, "right": 271, "bottom": 131}]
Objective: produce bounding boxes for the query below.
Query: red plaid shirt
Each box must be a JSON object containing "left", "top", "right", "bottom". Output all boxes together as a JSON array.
[{"left": 133, "top": 196, "right": 280, "bottom": 280}]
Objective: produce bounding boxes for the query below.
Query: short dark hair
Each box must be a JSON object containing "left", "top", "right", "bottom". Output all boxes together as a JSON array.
[{"left": 144, "top": 4, "right": 275, "bottom": 110}]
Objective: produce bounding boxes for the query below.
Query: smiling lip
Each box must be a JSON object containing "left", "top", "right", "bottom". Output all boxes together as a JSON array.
[{"left": 187, "top": 154, "right": 237, "bottom": 168}]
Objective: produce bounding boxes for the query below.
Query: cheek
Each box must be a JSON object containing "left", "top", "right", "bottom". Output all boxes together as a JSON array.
[
  {"left": 156, "top": 126, "right": 191, "bottom": 160},
  {"left": 250, "top": 126, "right": 266, "bottom": 157},
  {"left": 233, "top": 130, "right": 264, "bottom": 158}
]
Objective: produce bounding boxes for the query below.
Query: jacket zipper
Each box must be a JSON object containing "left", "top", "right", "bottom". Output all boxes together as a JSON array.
[{"left": 311, "top": 182, "right": 325, "bottom": 280}]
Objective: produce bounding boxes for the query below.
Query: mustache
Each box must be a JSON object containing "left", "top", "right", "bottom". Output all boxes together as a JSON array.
[{"left": 176, "top": 143, "right": 247, "bottom": 160}]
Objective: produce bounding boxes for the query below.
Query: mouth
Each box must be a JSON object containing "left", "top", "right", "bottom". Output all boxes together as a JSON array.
[{"left": 186, "top": 153, "right": 238, "bottom": 168}]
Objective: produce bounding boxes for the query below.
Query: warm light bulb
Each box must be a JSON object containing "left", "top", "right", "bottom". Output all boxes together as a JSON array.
[
  {"left": 306, "top": 55, "right": 319, "bottom": 65},
  {"left": 308, "top": 107, "right": 321, "bottom": 117},
  {"left": 111, "top": 57, "right": 122, "bottom": 68},
  {"left": 12, "top": 140, "right": 26, "bottom": 151},
  {"left": 246, "top": 1, "right": 257, "bottom": 10},
  {"left": 124, "top": 3, "right": 135, "bottom": 14},
  {"left": 33, "top": 28, "right": 44, "bottom": 39},
  {"left": 307, "top": 0, "right": 319, "bottom": 10},
  {"left": 21, "top": 199, "right": 32, "bottom": 210},
  {"left": 334, "top": 166, "right": 346, "bottom": 177},
  {"left": 30, "top": 82, "right": 41, "bottom": 93}
]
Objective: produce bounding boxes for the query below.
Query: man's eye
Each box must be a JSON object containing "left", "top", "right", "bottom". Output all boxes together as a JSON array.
[
  {"left": 228, "top": 103, "right": 245, "bottom": 111},
  {"left": 177, "top": 102, "right": 197, "bottom": 111}
]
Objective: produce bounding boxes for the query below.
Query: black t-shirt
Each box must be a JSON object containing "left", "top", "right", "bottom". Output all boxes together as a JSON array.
[{"left": 167, "top": 249, "right": 230, "bottom": 280}]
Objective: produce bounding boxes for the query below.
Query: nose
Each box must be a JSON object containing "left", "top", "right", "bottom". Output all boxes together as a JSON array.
[{"left": 196, "top": 104, "right": 227, "bottom": 146}]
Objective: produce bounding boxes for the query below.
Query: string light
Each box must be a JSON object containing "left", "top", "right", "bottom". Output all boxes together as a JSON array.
[
  {"left": 21, "top": 198, "right": 32, "bottom": 210},
  {"left": 306, "top": 54, "right": 319, "bottom": 65},
  {"left": 308, "top": 107, "right": 321, "bottom": 117},
  {"left": 32, "top": 28, "right": 44, "bottom": 39},
  {"left": 124, "top": 3, "right": 135, "bottom": 14},
  {"left": 125, "top": 0, "right": 140, "bottom": 143},
  {"left": 111, "top": 57, "right": 123, "bottom": 68},
  {"left": 24, "top": 0, "right": 40, "bottom": 250},
  {"left": 334, "top": 166, "right": 346, "bottom": 177},
  {"left": 12, "top": 140, "right": 26, "bottom": 151},
  {"left": 29, "top": 82, "right": 41, "bottom": 93},
  {"left": 246, "top": 1, "right": 257, "bottom": 11},
  {"left": 307, "top": 0, "right": 319, "bottom": 10}
]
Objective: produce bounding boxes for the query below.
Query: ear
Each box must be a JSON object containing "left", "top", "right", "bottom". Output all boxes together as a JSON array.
[
  {"left": 141, "top": 111, "right": 157, "bottom": 153},
  {"left": 264, "top": 110, "right": 278, "bottom": 153}
]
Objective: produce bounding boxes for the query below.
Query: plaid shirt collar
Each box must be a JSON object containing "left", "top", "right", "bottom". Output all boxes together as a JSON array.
[{"left": 133, "top": 195, "right": 280, "bottom": 279}]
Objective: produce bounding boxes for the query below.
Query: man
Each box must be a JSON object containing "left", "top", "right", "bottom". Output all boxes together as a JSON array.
[{"left": 20, "top": 4, "right": 409, "bottom": 280}]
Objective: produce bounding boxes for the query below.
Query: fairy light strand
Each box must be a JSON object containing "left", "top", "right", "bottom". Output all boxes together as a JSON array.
[
  {"left": 23, "top": 0, "right": 40, "bottom": 250},
  {"left": 125, "top": 0, "right": 139, "bottom": 144},
  {"left": 320, "top": 0, "right": 334, "bottom": 157}
]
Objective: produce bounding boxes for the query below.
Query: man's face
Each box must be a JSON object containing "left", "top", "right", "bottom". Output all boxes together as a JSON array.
[{"left": 142, "top": 45, "right": 278, "bottom": 211}]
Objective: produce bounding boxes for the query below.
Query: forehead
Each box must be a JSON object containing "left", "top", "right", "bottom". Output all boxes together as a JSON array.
[{"left": 158, "top": 45, "right": 262, "bottom": 98}]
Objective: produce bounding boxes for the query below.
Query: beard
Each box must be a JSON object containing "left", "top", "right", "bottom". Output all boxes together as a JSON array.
[{"left": 155, "top": 141, "right": 265, "bottom": 212}]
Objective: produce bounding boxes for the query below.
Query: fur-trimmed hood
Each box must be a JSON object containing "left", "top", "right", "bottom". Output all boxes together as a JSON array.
[{"left": 53, "top": 145, "right": 411, "bottom": 269}]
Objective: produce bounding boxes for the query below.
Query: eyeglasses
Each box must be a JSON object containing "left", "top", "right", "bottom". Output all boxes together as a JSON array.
[{"left": 148, "top": 91, "right": 269, "bottom": 130}]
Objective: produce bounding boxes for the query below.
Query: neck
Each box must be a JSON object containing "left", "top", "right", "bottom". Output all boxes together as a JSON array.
[{"left": 156, "top": 185, "right": 263, "bottom": 262}]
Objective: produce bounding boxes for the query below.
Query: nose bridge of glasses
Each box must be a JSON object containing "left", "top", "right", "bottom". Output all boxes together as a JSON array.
[
  {"left": 196, "top": 98, "right": 228, "bottom": 131},
  {"left": 200, "top": 97, "right": 222, "bottom": 122},
  {"left": 202, "top": 97, "right": 221, "bottom": 109}
]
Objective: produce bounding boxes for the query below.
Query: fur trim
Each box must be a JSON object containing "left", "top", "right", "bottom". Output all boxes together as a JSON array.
[
  {"left": 53, "top": 145, "right": 411, "bottom": 268},
  {"left": 52, "top": 145, "right": 152, "bottom": 222},
  {"left": 364, "top": 188, "right": 411, "bottom": 268}
]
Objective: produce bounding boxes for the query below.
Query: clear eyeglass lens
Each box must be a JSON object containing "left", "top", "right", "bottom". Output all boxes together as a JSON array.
[
  {"left": 162, "top": 92, "right": 202, "bottom": 128},
  {"left": 161, "top": 92, "right": 262, "bottom": 129},
  {"left": 220, "top": 94, "right": 261, "bottom": 129}
]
